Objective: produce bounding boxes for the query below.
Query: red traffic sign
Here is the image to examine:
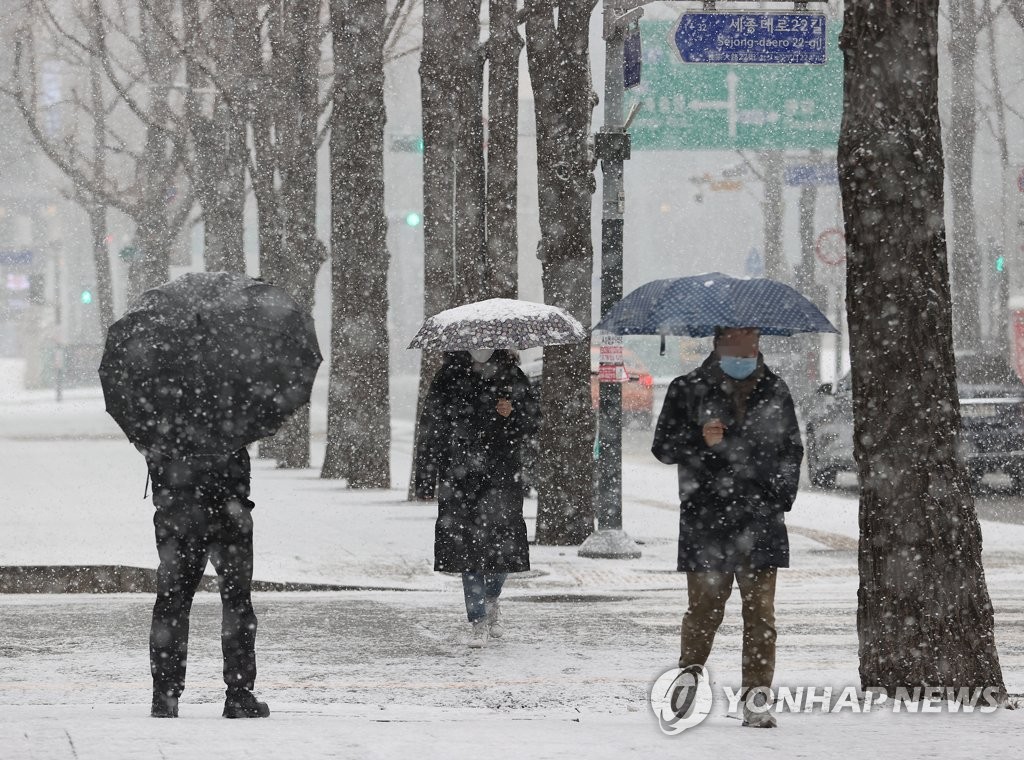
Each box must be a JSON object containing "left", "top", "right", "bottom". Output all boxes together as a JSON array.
[{"left": 815, "top": 228, "right": 846, "bottom": 266}]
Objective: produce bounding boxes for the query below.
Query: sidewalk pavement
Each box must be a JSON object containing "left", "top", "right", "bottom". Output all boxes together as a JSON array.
[{"left": 3, "top": 368, "right": 1024, "bottom": 757}]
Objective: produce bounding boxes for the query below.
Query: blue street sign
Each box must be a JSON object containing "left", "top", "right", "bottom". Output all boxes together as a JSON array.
[
  {"left": 0, "top": 249, "right": 33, "bottom": 266},
  {"left": 674, "top": 12, "right": 828, "bottom": 66},
  {"left": 784, "top": 163, "right": 838, "bottom": 186},
  {"left": 624, "top": 24, "right": 642, "bottom": 89}
]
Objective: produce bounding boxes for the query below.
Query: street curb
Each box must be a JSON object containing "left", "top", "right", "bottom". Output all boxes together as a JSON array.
[{"left": 0, "top": 566, "right": 436, "bottom": 594}]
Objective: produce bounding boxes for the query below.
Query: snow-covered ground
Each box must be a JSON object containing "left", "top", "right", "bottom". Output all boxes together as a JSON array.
[{"left": 2, "top": 359, "right": 1024, "bottom": 758}]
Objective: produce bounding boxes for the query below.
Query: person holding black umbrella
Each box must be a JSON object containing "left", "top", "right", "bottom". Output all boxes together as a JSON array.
[
  {"left": 413, "top": 349, "right": 539, "bottom": 648},
  {"left": 652, "top": 327, "right": 803, "bottom": 728},
  {"left": 143, "top": 444, "right": 268, "bottom": 719},
  {"left": 99, "top": 272, "right": 322, "bottom": 718}
]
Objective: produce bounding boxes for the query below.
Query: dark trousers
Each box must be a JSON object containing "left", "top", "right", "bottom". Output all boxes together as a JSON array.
[
  {"left": 461, "top": 572, "right": 507, "bottom": 622},
  {"left": 679, "top": 567, "right": 777, "bottom": 691},
  {"left": 151, "top": 498, "right": 257, "bottom": 698}
]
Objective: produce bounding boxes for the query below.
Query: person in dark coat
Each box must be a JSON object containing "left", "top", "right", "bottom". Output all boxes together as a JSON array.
[
  {"left": 143, "top": 445, "right": 270, "bottom": 719},
  {"left": 651, "top": 327, "right": 802, "bottom": 728},
  {"left": 414, "top": 349, "right": 538, "bottom": 648}
]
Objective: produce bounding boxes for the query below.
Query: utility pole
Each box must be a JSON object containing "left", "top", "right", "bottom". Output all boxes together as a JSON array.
[{"left": 579, "top": 0, "right": 645, "bottom": 560}]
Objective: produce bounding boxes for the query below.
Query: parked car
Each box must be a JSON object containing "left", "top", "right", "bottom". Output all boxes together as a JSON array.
[
  {"left": 521, "top": 346, "right": 655, "bottom": 429},
  {"left": 804, "top": 353, "right": 1024, "bottom": 491}
]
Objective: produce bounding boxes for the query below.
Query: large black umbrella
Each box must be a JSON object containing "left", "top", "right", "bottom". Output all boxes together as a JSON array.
[{"left": 99, "top": 272, "right": 322, "bottom": 459}]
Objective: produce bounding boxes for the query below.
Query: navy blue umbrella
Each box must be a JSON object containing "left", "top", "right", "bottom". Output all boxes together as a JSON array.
[{"left": 594, "top": 272, "right": 837, "bottom": 337}]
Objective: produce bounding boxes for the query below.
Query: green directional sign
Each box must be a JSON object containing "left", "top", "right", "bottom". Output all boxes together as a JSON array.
[{"left": 626, "top": 17, "right": 842, "bottom": 151}]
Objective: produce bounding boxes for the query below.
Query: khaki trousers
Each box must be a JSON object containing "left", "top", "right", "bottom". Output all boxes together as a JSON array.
[{"left": 680, "top": 567, "right": 777, "bottom": 691}]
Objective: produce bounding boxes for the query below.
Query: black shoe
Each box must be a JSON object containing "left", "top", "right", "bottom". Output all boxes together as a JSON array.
[
  {"left": 670, "top": 665, "right": 704, "bottom": 720},
  {"left": 151, "top": 692, "right": 179, "bottom": 718},
  {"left": 223, "top": 688, "right": 270, "bottom": 719}
]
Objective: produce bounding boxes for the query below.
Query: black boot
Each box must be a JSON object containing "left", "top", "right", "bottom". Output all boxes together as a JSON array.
[
  {"left": 151, "top": 692, "right": 179, "bottom": 718},
  {"left": 223, "top": 688, "right": 270, "bottom": 719}
]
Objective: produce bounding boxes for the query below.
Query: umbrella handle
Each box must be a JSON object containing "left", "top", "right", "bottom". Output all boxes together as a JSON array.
[{"left": 143, "top": 470, "right": 150, "bottom": 501}]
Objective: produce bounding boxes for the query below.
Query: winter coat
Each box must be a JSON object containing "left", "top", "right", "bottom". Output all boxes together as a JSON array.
[
  {"left": 414, "top": 353, "right": 538, "bottom": 573},
  {"left": 652, "top": 354, "right": 803, "bottom": 572},
  {"left": 143, "top": 447, "right": 253, "bottom": 510}
]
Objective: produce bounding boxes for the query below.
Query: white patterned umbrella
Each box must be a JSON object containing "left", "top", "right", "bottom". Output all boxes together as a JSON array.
[{"left": 408, "top": 298, "right": 586, "bottom": 351}]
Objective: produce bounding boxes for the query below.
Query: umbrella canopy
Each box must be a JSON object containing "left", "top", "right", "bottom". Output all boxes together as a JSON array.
[
  {"left": 594, "top": 272, "right": 837, "bottom": 337},
  {"left": 408, "top": 298, "right": 587, "bottom": 351},
  {"left": 99, "top": 272, "right": 322, "bottom": 459}
]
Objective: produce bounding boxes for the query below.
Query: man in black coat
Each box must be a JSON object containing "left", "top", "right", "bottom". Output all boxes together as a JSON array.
[
  {"left": 144, "top": 446, "right": 269, "bottom": 719},
  {"left": 652, "top": 327, "right": 803, "bottom": 727}
]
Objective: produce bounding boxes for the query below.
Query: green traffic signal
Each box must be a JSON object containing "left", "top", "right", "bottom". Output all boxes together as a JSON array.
[
  {"left": 405, "top": 211, "right": 422, "bottom": 227},
  {"left": 80, "top": 289, "right": 93, "bottom": 305},
  {"left": 996, "top": 255, "right": 1006, "bottom": 273}
]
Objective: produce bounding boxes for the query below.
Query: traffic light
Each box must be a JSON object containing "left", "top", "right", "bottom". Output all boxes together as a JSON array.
[
  {"left": 390, "top": 135, "right": 424, "bottom": 153},
  {"left": 996, "top": 255, "right": 1006, "bottom": 273},
  {"left": 404, "top": 211, "right": 422, "bottom": 228},
  {"left": 80, "top": 289, "right": 93, "bottom": 305}
]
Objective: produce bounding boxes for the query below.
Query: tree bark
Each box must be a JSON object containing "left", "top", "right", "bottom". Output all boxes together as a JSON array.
[
  {"left": 181, "top": 0, "right": 247, "bottom": 274},
  {"left": 453, "top": 38, "right": 488, "bottom": 303},
  {"left": 527, "top": 0, "right": 595, "bottom": 545},
  {"left": 322, "top": 0, "right": 391, "bottom": 488},
  {"left": 761, "top": 150, "right": 785, "bottom": 281},
  {"left": 793, "top": 151, "right": 821, "bottom": 409},
  {"left": 839, "top": 0, "right": 1004, "bottom": 693},
  {"left": 420, "top": 0, "right": 458, "bottom": 320},
  {"left": 947, "top": 0, "right": 980, "bottom": 350},
  {"left": 409, "top": 0, "right": 483, "bottom": 497},
  {"left": 127, "top": 0, "right": 178, "bottom": 302},
  {"left": 485, "top": 0, "right": 522, "bottom": 300},
  {"left": 88, "top": 0, "right": 113, "bottom": 327},
  {"left": 254, "top": 0, "right": 327, "bottom": 470}
]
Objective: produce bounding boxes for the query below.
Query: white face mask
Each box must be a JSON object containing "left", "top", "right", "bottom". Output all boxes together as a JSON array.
[{"left": 469, "top": 349, "right": 494, "bottom": 364}]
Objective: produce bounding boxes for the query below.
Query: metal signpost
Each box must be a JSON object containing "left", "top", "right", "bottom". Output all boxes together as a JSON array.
[{"left": 579, "top": 0, "right": 833, "bottom": 561}]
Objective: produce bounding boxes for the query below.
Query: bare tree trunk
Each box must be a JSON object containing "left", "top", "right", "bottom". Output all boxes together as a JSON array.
[
  {"left": 88, "top": 0, "right": 113, "bottom": 327},
  {"left": 420, "top": 0, "right": 458, "bottom": 319},
  {"left": 761, "top": 150, "right": 785, "bottom": 281},
  {"left": 453, "top": 35, "right": 488, "bottom": 303},
  {"left": 485, "top": 0, "right": 521, "bottom": 300},
  {"left": 322, "top": 0, "right": 391, "bottom": 487},
  {"left": 947, "top": 0, "right": 980, "bottom": 350},
  {"left": 527, "top": 0, "right": 595, "bottom": 545},
  {"left": 408, "top": 0, "right": 467, "bottom": 498},
  {"left": 984, "top": 0, "right": 1010, "bottom": 170},
  {"left": 793, "top": 151, "right": 821, "bottom": 409},
  {"left": 255, "top": 0, "right": 327, "bottom": 470},
  {"left": 181, "top": 0, "right": 247, "bottom": 274},
  {"left": 128, "top": 0, "right": 177, "bottom": 302},
  {"left": 839, "top": 0, "right": 1004, "bottom": 693}
]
